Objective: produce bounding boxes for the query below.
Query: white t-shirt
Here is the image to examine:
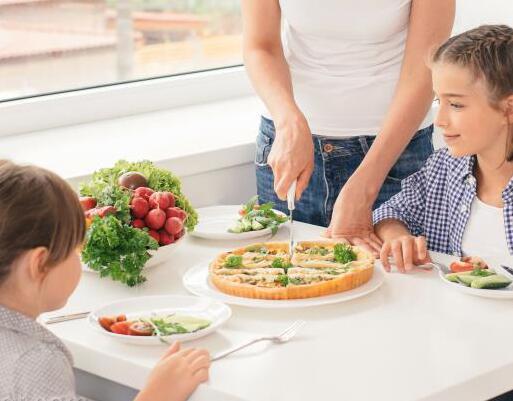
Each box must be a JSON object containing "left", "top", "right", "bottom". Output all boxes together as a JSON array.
[
  {"left": 263, "top": 0, "right": 432, "bottom": 137},
  {"left": 461, "top": 197, "right": 513, "bottom": 268}
]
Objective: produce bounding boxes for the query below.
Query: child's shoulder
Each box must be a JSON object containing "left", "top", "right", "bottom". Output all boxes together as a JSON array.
[{"left": 423, "top": 148, "right": 473, "bottom": 180}]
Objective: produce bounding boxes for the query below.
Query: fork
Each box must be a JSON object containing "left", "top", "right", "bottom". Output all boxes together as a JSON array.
[
  {"left": 211, "top": 319, "right": 305, "bottom": 362},
  {"left": 386, "top": 257, "right": 451, "bottom": 274}
]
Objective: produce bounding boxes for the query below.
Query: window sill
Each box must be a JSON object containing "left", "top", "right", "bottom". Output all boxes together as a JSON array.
[{"left": 0, "top": 95, "right": 262, "bottom": 185}]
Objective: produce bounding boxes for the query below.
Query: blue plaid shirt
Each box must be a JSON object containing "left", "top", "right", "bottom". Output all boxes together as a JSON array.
[{"left": 373, "top": 148, "right": 513, "bottom": 257}]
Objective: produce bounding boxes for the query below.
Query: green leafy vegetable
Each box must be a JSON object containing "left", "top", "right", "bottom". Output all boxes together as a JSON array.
[
  {"left": 276, "top": 274, "right": 289, "bottom": 287},
  {"left": 288, "top": 277, "right": 303, "bottom": 285},
  {"left": 333, "top": 243, "right": 357, "bottom": 264},
  {"left": 271, "top": 257, "right": 292, "bottom": 270},
  {"left": 81, "top": 215, "right": 158, "bottom": 286},
  {"left": 228, "top": 195, "right": 288, "bottom": 236},
  {"left": 224, "top": 255, "right": 243, "bottom": 268}
]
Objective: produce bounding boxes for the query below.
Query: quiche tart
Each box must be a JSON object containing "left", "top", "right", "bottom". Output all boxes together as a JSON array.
[{"left": 209, "top": 241, "right": 374, "bottom": 300}]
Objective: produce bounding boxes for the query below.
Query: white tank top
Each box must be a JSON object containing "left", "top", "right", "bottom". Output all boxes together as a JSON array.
[
  {"left": 461, "top": 197, "right": 512, "bottom": 267},
  {"left": 264, "top": 0, "right": 433, "bottom": 137}
]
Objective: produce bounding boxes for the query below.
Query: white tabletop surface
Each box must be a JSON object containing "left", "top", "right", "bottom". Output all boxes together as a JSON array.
[{"left": 45, "top": 221, "right": 513, "bottom": 401}]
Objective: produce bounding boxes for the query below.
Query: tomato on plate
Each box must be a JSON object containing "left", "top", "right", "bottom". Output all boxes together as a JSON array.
[
  {"left": 450, "top": 260, "right": 474, "bottom": 273},
  {"left": 110, "top": 321, "right": 132, "bottom": 335},
  {"left": 128, "top": 321, "right": 154, "bottom": 336}
]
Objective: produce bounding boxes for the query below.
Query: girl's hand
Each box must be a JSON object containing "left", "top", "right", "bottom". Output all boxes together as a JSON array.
[
  {"left": 137, "top": 342, "right": 210, "bottom": 401},
  {"left": 380, "top": 235, "right": 431, "bottom": 273},
  {"left": 268, "top": 113, "right": 314, "bottom": 200}
]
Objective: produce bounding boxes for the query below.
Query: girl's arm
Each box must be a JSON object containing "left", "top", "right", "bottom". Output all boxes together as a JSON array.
[
  {"left": 241, "top": 0, "right": 314, "bottom": 200},
  {"left": 327, "top": 0, "right": 455, "bottom": 247}
]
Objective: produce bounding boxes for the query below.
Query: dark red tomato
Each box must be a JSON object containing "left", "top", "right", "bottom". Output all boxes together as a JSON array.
[
  {"left": 110, "top": 321, "right": 132, "bottom": 335},
  {"left": 128, "top": 321, "right": 154, "bottom": 336}
]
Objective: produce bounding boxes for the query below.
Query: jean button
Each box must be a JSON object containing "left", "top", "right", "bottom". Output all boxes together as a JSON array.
[{"left": 323, "top": 144, "right": 333, "bottom": 153}]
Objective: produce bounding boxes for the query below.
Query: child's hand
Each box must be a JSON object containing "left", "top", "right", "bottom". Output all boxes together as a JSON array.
[
  {"left": 380, "top": 235, "right": 431, "bottom": 273},
  {"left": 137, "top": 341, "right": 210, "bottom": 401}
]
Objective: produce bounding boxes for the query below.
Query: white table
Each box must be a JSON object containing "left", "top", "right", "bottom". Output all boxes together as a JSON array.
[{"left": 47, "top": 221, "right": 513, "bottom": 401}]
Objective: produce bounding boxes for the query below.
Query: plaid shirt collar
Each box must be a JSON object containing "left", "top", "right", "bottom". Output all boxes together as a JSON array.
[{"left": 454, "top": 155, "right": 513, "bottom": 203}]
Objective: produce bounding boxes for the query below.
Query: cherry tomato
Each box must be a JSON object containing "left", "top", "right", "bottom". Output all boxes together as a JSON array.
[
  {"left": 110, "top": 321, "right": 132, "bottom": 335},
  {"left": 128, "top": 321, "right": 154, "bottom": 336},
  {"left": 450, "top": 261, "right": 474, "bottom": 273}
]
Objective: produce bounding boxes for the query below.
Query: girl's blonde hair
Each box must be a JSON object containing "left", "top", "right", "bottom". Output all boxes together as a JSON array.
[
  {"left": 432, "top": 25, "right": 513, "bottom": 160},
  {"left": 0, "top": 161, "right": 85, "bottom": 284}
]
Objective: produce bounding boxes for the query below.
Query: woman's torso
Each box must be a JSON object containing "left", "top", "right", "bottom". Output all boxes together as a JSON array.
[{"left": 267, "top": 0, "right": 432, "bottom": 137}]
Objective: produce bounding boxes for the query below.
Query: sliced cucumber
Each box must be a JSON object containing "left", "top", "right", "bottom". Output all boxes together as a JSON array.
[{"left": 471, "top": 274, "right": 512, "bottom": 289}]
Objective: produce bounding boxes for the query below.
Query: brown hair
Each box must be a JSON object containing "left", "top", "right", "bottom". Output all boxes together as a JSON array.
[
  {"left": 0, "top": 161, "right": 85, "bottom": 285},
  {"left": 432, "top": 24, "right": 513, "bottom": 160}
]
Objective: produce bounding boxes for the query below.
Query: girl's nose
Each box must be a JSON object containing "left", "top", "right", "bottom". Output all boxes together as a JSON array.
[{"left": 434, "top": 105, "right": 449, "bottom": 128}]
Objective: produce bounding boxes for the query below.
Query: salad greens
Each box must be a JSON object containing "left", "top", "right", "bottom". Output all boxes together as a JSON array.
[
  {"left": 82, "top": 215, "right": 158, "bottom": 286},
  {"left": 228, "top": 196, "right": 288, "bottom": 235},
  {"left": 145, "top": 315, "right": 211, "bottom": 336}
]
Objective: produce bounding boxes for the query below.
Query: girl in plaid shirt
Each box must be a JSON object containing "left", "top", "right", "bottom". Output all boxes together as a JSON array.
[{"left": 374, "top": 25, "right": 513, "bottom": 273}]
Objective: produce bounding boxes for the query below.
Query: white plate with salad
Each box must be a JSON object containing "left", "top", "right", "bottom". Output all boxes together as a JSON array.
[
  {"left": 88, "top": 295, "right": 231, "bottom": 345},
  {"left": 192, "top": 197, "right": 288, "bottom": 240}
]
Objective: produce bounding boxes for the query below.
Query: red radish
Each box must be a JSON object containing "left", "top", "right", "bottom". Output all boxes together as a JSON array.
[
  {"left": 158, "top": 230, "right": 174, "bottom": 246},
  {"left": 175, "top": 229, "right": 185, "bottom": 239},
  {"left": 79, "top": 196, "right": 97, "bottom": 211},
  {"left": 165, "top": 217, "right": 183, "bottom": 236},
  {"left": 165, "top": 207, "right": 187, "bottom": 221},
  {"left": 131, "top": 197, "right": 149, "bottom": 219},
  {"left": 149, "top": 192, "right": 170, "bottom": 209},
  {"left": 132, "top": 219, "right": 145, "bottom": 229},
  {"left": 145, "top": 209, "right": 166, "bottom": 230},
  {"left": 110, "top": 321, "right": 131, "bottom": 335},
  {"left": 134, "top": 187, "right": 154, "bottom": 200},
  {"left": 161, "top": 192, "right": 175, "bottom": 208},
  {"left": 148, "top": 229, "right": 160, "bottom": 243}
]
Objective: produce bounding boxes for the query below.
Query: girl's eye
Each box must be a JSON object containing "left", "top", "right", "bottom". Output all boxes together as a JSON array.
[{"left": 450, "top": 102, "right": 464, "bottom": 109}]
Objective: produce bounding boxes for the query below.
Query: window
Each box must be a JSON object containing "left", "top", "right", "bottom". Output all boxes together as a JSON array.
[{"left": 0, "top": 0, "right": 243, "bottom": 102}]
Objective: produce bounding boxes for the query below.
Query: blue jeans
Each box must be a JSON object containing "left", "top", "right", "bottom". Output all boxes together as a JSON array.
[{"left": 255, "top": 116, "right": 434, "bottom": 227}]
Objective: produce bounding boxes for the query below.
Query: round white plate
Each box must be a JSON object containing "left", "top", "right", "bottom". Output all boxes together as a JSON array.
[
  {"left": 82, "top": 234, "right": 185, "bottom": 273},
  {"left": 191, "top": 205, "right": 287, "bottom": 240},
  {"left": 438, "top": 270, "right": 513, "bottom": 299},
  {"left": 183, "top": 261, "right": 385, "bottom": 308},
  {"left": 88, "top": 295, "right": 231, "bottom": 345}
]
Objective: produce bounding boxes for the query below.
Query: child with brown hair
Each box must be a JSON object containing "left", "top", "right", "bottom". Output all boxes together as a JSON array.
[
  {"left": 0, "top": 160, "right": 210, "bottom": 400},
  {"left": 374, "top": 24, "right": 513, "bottom": 272}
]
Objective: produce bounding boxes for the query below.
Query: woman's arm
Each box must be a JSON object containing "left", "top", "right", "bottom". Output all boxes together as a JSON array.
[
  {"left": 326, "top": 0, "right": 455, "bottom": 248},
  {"left": 241, "top": 0, "right": 314, "bottom": 199}
]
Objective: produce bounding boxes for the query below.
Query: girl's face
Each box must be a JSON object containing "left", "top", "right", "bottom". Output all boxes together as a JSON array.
[
  {"left": 41, "top": 248, "right": 82, "bottom": 312},
  {"left": 432, "top": 62, "right": 509, "bottom": 158}
]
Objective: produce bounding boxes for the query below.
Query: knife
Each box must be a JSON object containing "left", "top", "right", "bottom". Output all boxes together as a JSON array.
[{"left": 287, "top": 180, "right": 297, "bottom": 259}]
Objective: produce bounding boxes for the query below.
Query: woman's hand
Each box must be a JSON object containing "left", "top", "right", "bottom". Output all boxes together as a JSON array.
[
  {"left": 380, "top": 235, "right": 431, "bottom": 273},
  {"left": 268, "top": 112, "right": 314, "bottom": 200},
  {"left": 323, "top": 175, "right": 382, "bottom": 256},
  {"left": 136, "top": 341, "right": 210, "bottom": 401}
]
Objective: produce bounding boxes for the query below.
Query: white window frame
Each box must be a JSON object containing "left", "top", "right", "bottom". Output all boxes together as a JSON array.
[{"left": 0, "top": 65, "right": 253, "bottom": 138}]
